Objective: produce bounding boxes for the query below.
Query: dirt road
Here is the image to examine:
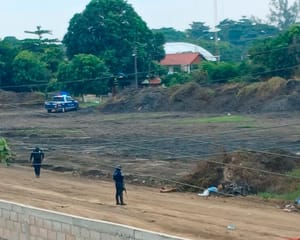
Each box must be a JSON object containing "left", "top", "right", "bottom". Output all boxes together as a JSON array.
[
  {"left": 0, "top": 166, "right": 299, "bottom": 240},
  {"left": 1, "top": 106, "right": 300, "bottom": 239}
]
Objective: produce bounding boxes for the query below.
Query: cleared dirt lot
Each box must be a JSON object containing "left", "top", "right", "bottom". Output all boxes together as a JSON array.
[{"left": 1, "top": 106, "right": 300, "bottom": 239}]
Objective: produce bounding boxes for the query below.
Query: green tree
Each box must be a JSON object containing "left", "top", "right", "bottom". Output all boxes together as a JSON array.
[
  {"left": 22, "top": 26, "right": 65, "bottom": 87},
  {"left": 12, "top": 50, "right": 50, "bottom": 91},
  {"left": 186, "top": 22, "right": 211, "bottom": 40},
  {"left": 200, "top": 61, "right": 239, "bottom": 83},
  {"left": 63, "top": 0, "right": 165, "bottom": 82},
  {"left": 25, "top": 25, "right": 52, "bottom": 40},
  {"left": 57, "top": 54, "right": 111, "bottom": 95},
  {"left": 268, "top": 0, "right": 300, "bottom": 30},
  {"left": 0, "top": 39, "right": 19, "bottom": 88},
  {"left": 214, "top": 17, "right": 279, "bottom": 61},
  {"left": 22, "top": 26, "right": 60, "bottom": 53},
  {"left": 217, "top": 17, "right": 279, "bottom": 46},
  {"left": 24, "top": 25, "right": 59, "bottom": 44},
  {"left": 152, "top": 27, "right": 187, "bottom": 42},
  {"left": 41, "top": 46, "right": 64, "bottom": 74},
  {"left": 162, "top": 72, "right": 192, "bottom": 87},
  {"left": 248, "top": 25, "right": 300, "bottom": 79}
]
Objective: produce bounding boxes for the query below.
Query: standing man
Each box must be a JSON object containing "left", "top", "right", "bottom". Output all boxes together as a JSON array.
[
  {"left": 30, "top": 147, "right": 44, "bottom": 178},
  {"left": 113, "top": 165, "right": 126, "bottom": 205}
]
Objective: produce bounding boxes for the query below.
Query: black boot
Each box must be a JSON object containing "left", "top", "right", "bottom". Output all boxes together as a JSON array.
[
  {"left": 120, "top": 195, "right": 126, "bottom": 205},
  {"left": 116, "top": 196, "right": 120, "bottom": 205}
]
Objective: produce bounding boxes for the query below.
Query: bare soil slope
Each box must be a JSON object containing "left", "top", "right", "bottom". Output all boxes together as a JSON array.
[
  {"left": 101, "top": 78, "right": 300, "bottom": 114},
  {"left": 1, "top": 89, "right": 300, "bottom": 239}
]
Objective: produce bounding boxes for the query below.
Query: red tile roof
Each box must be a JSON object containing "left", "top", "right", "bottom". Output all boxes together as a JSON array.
[
  {"left": 160, "top": 53, "right": 201, "bottom": 66},
  {"left": 149, "top": 77, "right": 161, "bottom": 85},
  {"left": 141, "top": 77, "right": 161, "bottom": 85}
]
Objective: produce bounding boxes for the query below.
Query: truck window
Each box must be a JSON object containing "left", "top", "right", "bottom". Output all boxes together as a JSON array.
[{"left": 53, "top": 96, "right": 64, "bottom": 101}]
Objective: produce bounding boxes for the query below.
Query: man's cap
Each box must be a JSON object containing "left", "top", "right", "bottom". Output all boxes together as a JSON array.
[{"left": 116, "top": 165, "right": 122, "bottom": 170}]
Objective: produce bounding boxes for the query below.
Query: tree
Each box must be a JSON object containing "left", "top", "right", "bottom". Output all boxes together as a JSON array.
[
  {"left": 41, "top": 46, "right": 64, "bottom": 74},
  {"left": 0, "top": 38, "right": 19, "bottom": 88},
  {"left": 25, "top": 25, "right": 52, "bottom": 40},
  {"left": 152, "top": 27, "right": 187, "bottom": 42},
  {"left": 57, "top": 54, "right": 111, "bottom": 95},
  {"left": 200, "top": 61, "right": 239, "bottom": 83},
  {"left": 213, "top": 17, "right": 279, "bottom": 61},
  {"left": 12, "top": 50, "right": 50, "bottom": 91},
  {"left": 22, "top": 26, "right": 60, "bottom": 54},
  {"left": 186, "top": 22, "right": 211, "bottom": 40},
  {"left": 24, "top": 25, "right": 59, "bottom": 44},
  {"left": 162, "top": 72, "right": 192, "bottom": 87},
  {"left": 268, "top": 0, "right": 300, "bottom": 30},
  {"left": 248, "top": 25, "right": 300, "bottom": 79},
  {"left": 63, "top": 0, "right": 165, "bottom": 82},
  {"left": 217, "top": 17, "right": 279, "bottom": 46}
]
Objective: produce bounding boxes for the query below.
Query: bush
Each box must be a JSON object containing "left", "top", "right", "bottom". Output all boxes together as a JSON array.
[
  {"left": 0, "top": 137, "right": 12, "bottom": 166},
  {"left": 162, "top": 72, "right": 192, "bottom": 87}
]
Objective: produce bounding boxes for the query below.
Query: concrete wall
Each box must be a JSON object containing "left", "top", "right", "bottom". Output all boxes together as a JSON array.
[{"left": 0, "top": 200, "right": 188, "bottom": 240}]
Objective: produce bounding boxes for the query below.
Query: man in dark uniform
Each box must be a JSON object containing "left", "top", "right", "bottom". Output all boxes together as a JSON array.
[
  {"left": 30, "top": 147, "right": 44, "bottom": 178},
  {"left": 113, "top": 165, "right": 126, "bottom": 205}
]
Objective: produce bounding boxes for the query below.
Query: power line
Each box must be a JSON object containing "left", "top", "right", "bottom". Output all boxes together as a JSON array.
[
  {"left": 7, "top": 120, "right": 300, "bottom": 181},
  {"left": 2, "top": 44, "right": 300, "bottom": 90},
  {"left": 5, "top": 119, "right": 300, "bottom": 151}
]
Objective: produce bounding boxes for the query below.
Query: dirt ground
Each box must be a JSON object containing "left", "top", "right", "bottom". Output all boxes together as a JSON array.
[{"left": 1, "top": 105, "right": 300, "bottom": 239}]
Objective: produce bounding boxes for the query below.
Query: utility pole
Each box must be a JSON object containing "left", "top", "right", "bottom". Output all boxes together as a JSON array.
[
  {"left": 214, "top": 0, "right": 220, "bottom": 62},
  {"left": 133, "top": 47, "right": 138, "bottom": 89}
]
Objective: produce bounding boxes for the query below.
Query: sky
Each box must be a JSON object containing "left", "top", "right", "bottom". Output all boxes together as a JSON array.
[{"left": 0, "top": 0, "right": 297, "bottom": 41}]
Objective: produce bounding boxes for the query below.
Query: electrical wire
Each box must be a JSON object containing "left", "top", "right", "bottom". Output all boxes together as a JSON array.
[
  {"left": 7, "top": 120, "right": 300, "bottom": 182},
  {"left": 1, "top": 56, "right": 300, "bottom": 91}
]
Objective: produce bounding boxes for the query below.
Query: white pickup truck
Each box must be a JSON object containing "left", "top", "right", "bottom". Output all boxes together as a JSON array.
[{"left": 44, "top": 94, "right": 79, "bottom": 113}]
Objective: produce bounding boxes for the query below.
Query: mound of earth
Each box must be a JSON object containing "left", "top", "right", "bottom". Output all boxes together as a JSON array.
[
  {"left": 101, "top": 77, "right": 300, "bottom": 113},
  {"left": 182, "top": 149, "right": 300, "bottom": 194},
  {"left": 0, "top": 90, "right": 44, "bottom": 108}
]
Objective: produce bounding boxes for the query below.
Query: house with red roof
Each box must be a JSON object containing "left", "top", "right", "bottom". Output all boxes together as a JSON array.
[
  {"left": 160, "top": 52, "right": 203, "bottom": 74},
  {"left": 160, "top": 42, "right": 216, "bottom": 74}
]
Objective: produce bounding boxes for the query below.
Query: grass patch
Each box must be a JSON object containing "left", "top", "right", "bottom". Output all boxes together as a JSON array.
[
  {"left": 79, "top": 102, "right": 102, "bottom": 108},
  {"left": 288, "top": 168, "right": 300, "bottom": 177},
  {"left": 259, "top": 186, "right": 300, "bottom": 201},
  {"left": 18, "top": 129, "right": 83, "bottom": 135},
  {"left": 181, "top": 115, "right": 255, "bottom": 124},
  {"left": 259, "top": 168, "right": 300, "bottom": 201},
  {"left": 101, "top": 112, "right": 173, "bottom": 121}
]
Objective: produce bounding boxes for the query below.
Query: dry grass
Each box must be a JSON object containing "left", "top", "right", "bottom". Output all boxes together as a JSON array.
[
  {"left": 237, "top": 77, "right": 287, "bottom": 100},
  {"left": 169, "top": 82, "right": 215, "bottom": 102}
]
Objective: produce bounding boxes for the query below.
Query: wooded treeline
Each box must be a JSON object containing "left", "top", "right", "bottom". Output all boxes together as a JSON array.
[{"left": 1, "top": 0, "right": 300, "bottom": 95}]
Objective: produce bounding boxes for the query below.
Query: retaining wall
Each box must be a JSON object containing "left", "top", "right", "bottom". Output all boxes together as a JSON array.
[{"left": 0, "top": 199, "right": 188, "bottom": 240}]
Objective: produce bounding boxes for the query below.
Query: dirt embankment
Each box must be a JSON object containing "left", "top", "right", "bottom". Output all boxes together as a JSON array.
[
  {"left": 1, "top": 77, "right": 300, "bottom": 114},
  {"left": 101, "top": 77, "right": 300, "bottom": 114}
]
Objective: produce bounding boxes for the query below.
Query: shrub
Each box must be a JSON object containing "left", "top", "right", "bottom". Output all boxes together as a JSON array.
[{"left": 0, "top": 137, "right": 12, "bottom": 166}]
